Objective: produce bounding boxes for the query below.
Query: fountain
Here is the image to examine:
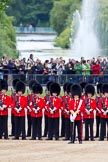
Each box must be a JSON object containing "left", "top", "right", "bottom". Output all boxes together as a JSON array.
[{"left": 70, "top": 0, "right": 100, "bottom": 60}]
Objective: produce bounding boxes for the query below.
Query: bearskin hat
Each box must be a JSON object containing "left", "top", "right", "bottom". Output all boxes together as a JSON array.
[
  {"left": 102, "top": 84, "right": 108, "bottom": 94},
  {"left": 66, "top": 83, "right": 73, "bottom": 94},
  {"left": 85, "top": 84, "right": 95, "bottom": 96},
  {"left": 46, "top": 81, "right": 54, "bottom": 91},
  {"left": 28, "top": 80, "right": 39, "bottom": 90},
  {"left": 1, "top": 79, "right": 8, "bottom": 91},
  {"left": 63, "top": 82, "right": 69, "bottom": 92},
  {"left": 32, "top": 83, "right": 43, "bottom": 94},
  {"left": 50, "top": 82, "right": 61, "bottom": 96},
  {"left": 80, "top": 82, "right": 87, "bottom": 93},
  {"left": 12, "top": 79, "right": 20, "bottom": 89},
  {"left": 97, "top": 83, "right": 103, "bottom": 94},
  {"left": 15, "top": 81, "right": 25, "bottom": 94},
  {"left": 71, "top": 84, "right": 82, "bottom": 98}
]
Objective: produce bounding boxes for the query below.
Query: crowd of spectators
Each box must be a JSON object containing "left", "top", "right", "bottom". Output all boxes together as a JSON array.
[{"left": 0, "top": 54, "right": 108, "bottom": 85}]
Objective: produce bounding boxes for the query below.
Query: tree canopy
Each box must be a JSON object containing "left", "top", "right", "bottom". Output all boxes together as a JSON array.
[
  {"left": 0, "top": 0, "right": 18, "bottom": 58},
  {"left": 6, "top": 0, "right": 54, "bottom": 26}
]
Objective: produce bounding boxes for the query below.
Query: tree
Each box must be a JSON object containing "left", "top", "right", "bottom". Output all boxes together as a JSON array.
[
  {"left": 6, "top": 0, "right": 54, "bottom": 26},
  {"left": 50, "top": 0, "right": 81, "bottom": 35},
  {"left": 0, "top": 0, "right": 18, "bottom": 58},
  {"left": 97, "top": 0, "right": 108, "bottom": 55},
  {"left": 0, "top": 0, "right": 12, "bottom": 11}
]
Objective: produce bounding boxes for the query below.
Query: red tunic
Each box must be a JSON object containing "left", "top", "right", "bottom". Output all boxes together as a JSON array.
[
  {"left": 84, "top": 97, "right": 96, "bottom": 119},
  {"left": 30, "top": 95, "right": 44, "bottom": 118},
  {"left": 45, "top": 96, "right": 61, "bottom": 118},
  {"left": 12, "top": 95, "right": 27, "bottom": 117},
  {"left": 99, "top": 97, "right": 108, "bottom": 119},
  {"left": 0, "top": 95, "right": 11, "bottom": 116},
  {"left": 69, "top": 99, "right": 85, "bottom": 120}
]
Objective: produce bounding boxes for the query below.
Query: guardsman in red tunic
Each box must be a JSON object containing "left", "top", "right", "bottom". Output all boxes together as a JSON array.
[
  {"left": 99, "top": 84, "right": 108, "bottom": 141},
  {"left": 95, "top": 83, "right": 102, "bottom": 138},
  {"left": 43, "top": 81, "right": 54, "bottom": 137},
  {"left": 46, "top": 82, "right": 61, "bottom": 140},
  {"left": 84, "top": 84, "right": 96, "bottom": 141},
  {"left": 0, "top": 80, "right": 10, "bottom": 139},
  {"left": 26, "top": 80, "right": 38, "bottom": 137},
  {"left": 62, "top": 83, "right": 72, "bottom": 140},
  {"left": 69, "top": 84, "right": 85, "bottom": 144},
  {"left": 10, "top": 78, "right": 20, "bottom": 137},
  {"left": 12, "top": 81, "right": 27, "bottom": 140},
  {"left": 30, "top": 83, "right": 44, "bottom": 140}
]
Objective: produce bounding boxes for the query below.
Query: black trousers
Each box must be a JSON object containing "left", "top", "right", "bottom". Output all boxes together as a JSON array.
[
  {"left": 11, "top": 113, "right": 15, "bottom": 136},
  {"left": 0, "top": 116, "right": 8, "bottom": 139},
  {"left": 95, "top": 116, "right": 100, "bottom": 137},
  {"left": 31, "top": 117, "right": 42, "bottom": 139},
  {"left": 48, "top": 118, "right": 59, "bottom": 140},
  {"left": 27, "top": 114, "right": 32, "bottom": 136},
  {"left": 61, "top": 115, "right": 65, "bottom": 137},
  {"left": 15, "top": 116, "right": 26, "bottom": 139},
  {"left": 100, "top": 118, "right": 108, "bottom": 140},
  {"left": 43, "top": 115, "right": 48, "bottom": 136},
  {"left": 65, "top": 118, "right": 70, "bottom": 139},
  {"left": 70, "top": 120, "right": 82, "bottom": 142},
  {"left": 85, "top": 118, "right": 94, "bottom": 140}
]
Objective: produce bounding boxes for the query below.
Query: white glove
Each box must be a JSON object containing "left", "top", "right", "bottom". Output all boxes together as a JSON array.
[
  {"left": 19, "top": 107, "right": 22, "bottom": 111},
  {"left": 65, "top": 109, "right": 69, "bottom": 115},
  {"left": 70, "top": 114, "right": 74, "bottom": 122},
  {"left": 53, "top": 107, "right": 56, "bottom": 111},
  {"left": 29, "top": 102, "right": 32, "bottom": 106},
  {"left": 15, "top": 107, "right": 18, "bottom": 112},
  {"left": 34, "top": 109, "right": 38, "bottom": 114},
  {"left": 33, "top": 108, "right": 36, "bottom": 112},
  {"left": 86, "top": 109, "right": 90, "bottom": 115},
  {"left": 103, "top": 111, "right": 107, "bottom": 116},
  {"left": 50, "top": 110, "right": 54, "bottom": 114},
  {"left": 2, "top": 105, "right": 6, "bottom": 109},
  {"left": 73, "top": 113, "right": 77, "bottom": 120},
  {"left": 27, "top": 106, "right": 31, "bottom": 112},
  {"left": 37, "top": 107, "right": 40, "bottom": 111},
  {"left": 89, "top": 109, "right": 93, "bottom": 112},
  {"left": 16, "top": 109, "right": 20, "bottom": 113},
  {"left": 0, "top": 107, "right": 4, "bottom": 111}
]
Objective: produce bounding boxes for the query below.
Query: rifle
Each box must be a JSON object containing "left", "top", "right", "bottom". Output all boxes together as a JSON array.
[
  {"left": 100, "top": 96, "right": 108, "bottom": 115},
  {"left": 0, "top": 97, "right": 3, "bottom": 107},
  {"left": 48, "top": 97, "right": 56, "bottom": 114},
  {"left": 0, "top": 95, "right": 3, "bottom": 107},
  {"left": 64, "top": 97, "right": 69, "bottom": 115},
  {"left": 32, "top": 95, "right": 39, "bottom": 113},
  {"left": 65, "top": 97, "right": 69, "bottom": 110},
  {"left": 85, "top": 98, "right": 91, "bottom": 111},
  {"left": 96, "top": 96, "right": 101, "bottom": 113},
  {"left": 15, "top": 96, "right": 20, "bottom": 109}
]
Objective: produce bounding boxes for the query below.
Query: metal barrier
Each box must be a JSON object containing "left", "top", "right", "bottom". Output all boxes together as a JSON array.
[
  {"left": 2, "top": 73, "right": 108, "bottom": 86},
  {"left": 15, "top": 27, "right": 56, "bottom": 34}
]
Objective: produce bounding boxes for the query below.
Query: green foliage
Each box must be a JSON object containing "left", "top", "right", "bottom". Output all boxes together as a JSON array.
[
  {"left": 6, "top": 0, "right": 54, "bottom": 26},
  {"left": 50, "top": 0, "right": 81, "bottom": 35},
  {"left": 0, "top": 12, "right": 18, "bottom": 58},
  {"left": 55, "top": 27, "right": 71, "bottom": 48},
  {"left": 97, "top": 0, "right": 108, "bottom": 55},
  {"left": 0, "top": 0, "right": 13, "bottom": 11},
  {"left": 50, "top": 0, "right": 81, "bottom": 48}
]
